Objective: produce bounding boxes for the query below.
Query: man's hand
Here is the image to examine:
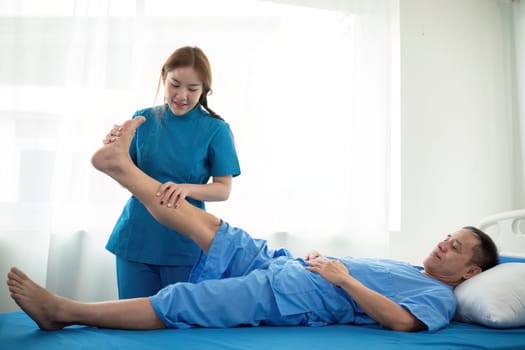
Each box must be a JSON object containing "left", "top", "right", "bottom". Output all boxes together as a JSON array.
[
  {"left": 303, "top": 250, "right": 322, "bottom": 262},
  {"left": 305, "top": 257, "right": 351, "bottom": 287}
]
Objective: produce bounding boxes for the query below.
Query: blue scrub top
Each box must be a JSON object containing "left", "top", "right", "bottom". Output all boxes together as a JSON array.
[
  {"left": 269, "top": 257, "right": 455, "bottom": 332},
  {"left": 106, "top": 105, "right": 241, "bottom": 265}
]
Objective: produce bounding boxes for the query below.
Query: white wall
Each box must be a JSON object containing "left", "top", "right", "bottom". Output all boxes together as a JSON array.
[
  {"left": 514, "top": 1, "right": 525, "bottom": 206},
  {"left": 394, "top": 0, "right": 519, "bottom": 264}
]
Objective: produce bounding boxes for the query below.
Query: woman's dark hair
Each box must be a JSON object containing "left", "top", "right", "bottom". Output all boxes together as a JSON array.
[{"left": 462, "top": 226, "right": 499, "bottom": 271}]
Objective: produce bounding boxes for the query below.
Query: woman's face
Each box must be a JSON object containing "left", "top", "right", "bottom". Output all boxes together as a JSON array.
[{"left": 164, "top": 67, "right": 203, "bottom": 116}]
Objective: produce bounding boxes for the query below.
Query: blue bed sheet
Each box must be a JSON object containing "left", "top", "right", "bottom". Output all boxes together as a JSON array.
[{"left": 1, "top": 312, "right": 525, "bottom": 350}]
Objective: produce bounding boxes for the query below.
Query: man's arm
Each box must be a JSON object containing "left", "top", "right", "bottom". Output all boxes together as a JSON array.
[{"left": 306, "top": 258, "right": 426, "bottom": 332}]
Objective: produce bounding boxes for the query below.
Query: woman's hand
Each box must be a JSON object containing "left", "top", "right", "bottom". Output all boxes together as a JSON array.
[
  {"left": 103, "top": 124, "right": 123, "bottom": 144},
  {"left": 156, "top": 182, "right": 190, "bottom": 209}
]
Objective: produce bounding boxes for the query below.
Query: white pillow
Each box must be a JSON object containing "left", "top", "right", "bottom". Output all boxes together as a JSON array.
[{"left": 454, "top": 263, "right": 525, "bottom": 328}]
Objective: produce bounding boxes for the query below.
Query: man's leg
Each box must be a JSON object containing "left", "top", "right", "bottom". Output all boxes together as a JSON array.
[
  {"left": 7, "top": 267, "right": 165, "bottom": 330},
  {"left": 91, "top": 117, "right": 219, "bottom": 253},
  {"left": 6, "top": 117, "right": 221, "bottom": 331}
]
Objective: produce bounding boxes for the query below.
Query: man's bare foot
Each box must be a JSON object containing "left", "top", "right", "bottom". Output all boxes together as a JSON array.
[
  {"left": 7, "top": 267, "right": 69, "bottom": 330},
  {"left": 91, "top": 116, "right": 146, "bottom": 176}
]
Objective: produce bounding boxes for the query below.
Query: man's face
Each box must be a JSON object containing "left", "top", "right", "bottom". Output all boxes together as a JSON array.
[{"left": 423, "top": 228, "right": 482, "bottom": 285}]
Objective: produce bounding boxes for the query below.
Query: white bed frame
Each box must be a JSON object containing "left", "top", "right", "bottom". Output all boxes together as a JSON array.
[{"left": 478, "top": 209, "right": 525, "bottom": 258}]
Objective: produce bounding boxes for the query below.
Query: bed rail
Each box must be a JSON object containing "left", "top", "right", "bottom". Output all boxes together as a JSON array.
[{"left": 478, "top": 209, "right": 525, "bottom": 257}]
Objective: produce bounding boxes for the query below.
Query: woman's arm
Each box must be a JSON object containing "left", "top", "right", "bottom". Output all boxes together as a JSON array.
[{"left": 156, "top": 175, "right": 233, "bottom": 208}]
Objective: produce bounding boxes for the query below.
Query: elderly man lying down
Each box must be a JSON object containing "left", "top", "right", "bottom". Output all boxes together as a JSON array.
[{"left": 7, "top": 117, "right": 499, "bottom": 333}]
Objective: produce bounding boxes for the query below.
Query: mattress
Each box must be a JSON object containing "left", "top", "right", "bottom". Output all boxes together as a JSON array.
[{"left": 1, "top": 311, "right": 524, "bottom": 350}]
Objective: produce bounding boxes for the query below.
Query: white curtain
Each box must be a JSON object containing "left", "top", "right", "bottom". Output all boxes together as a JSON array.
[{"left": 0, "top": 0, "right": 398, "bottom": 311}]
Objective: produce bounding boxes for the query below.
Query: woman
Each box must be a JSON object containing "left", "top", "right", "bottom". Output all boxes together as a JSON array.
[{"left": 105, "top": 46, "right": 241, "bottom": 299}]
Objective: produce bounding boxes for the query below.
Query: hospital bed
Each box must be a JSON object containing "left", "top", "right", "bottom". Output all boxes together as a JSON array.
[{"left": 1, "top": 210, "right": 524, "bottom": 350}]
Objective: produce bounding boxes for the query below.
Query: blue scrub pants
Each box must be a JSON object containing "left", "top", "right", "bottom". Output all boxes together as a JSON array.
[
  {"left": 116, "top": 257, "right": 193, "bottom": 299},
  {"left": 149, "top": 221, "right": 311, "bottom": 328}
]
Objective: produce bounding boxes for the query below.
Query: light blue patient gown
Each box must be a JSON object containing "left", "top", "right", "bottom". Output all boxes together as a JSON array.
[{"left": 149, "top": 222, "right": 455, "bottom": 333}]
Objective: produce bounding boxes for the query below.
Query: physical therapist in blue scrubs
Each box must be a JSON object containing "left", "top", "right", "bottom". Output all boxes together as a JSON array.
[{"left": 103, "top": 46, "right": 241, "bottom": 299}]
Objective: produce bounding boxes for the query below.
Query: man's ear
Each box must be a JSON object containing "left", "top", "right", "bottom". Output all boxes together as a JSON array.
[{"left": 462, "top": 265, "right": 482, "bottom": 280}]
